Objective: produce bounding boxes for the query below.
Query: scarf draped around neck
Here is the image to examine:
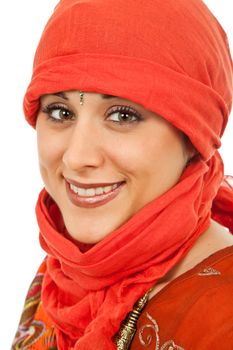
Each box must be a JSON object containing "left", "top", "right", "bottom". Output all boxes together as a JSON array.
[{"left": 23, "top": 0, "right": 233, "bottom": 348}]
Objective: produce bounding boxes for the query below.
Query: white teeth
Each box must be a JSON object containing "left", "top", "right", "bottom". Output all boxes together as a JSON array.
[
  {"left": 77, "top": 188, "right": 86, "bottom": 196},
  {"left": 69, "top": 182, "right": 121, "bottom": 197},
  {"left": 86, "top": 188, "right": 96, "bottom": 196},
  {"left": 95, "top": 187, "right": 104, "bottom": 195},
  {"left": 71, "top": 184, "right": 79, "bottom": 193},
  {"left": 103, "top": 186, "right": 112, "bottom": 193}
]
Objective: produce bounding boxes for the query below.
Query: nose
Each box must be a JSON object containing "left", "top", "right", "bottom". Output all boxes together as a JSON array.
[{"left": 62, "top": 120, "right": 104, "bottom": 172}]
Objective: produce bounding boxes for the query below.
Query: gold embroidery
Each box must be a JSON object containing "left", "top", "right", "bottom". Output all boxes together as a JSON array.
[
  {"left": 197, "top": 267, "right": 221, "bottom": 276},
  {"left": 139, "top": 312, "right": 185, "bottom": 350},
  {"left": 114, "top": 289, "right": 153, "bottom": 350}
]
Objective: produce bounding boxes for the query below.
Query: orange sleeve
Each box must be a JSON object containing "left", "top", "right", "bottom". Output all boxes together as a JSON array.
[{"left": 131, "top": 248, "right": 233, "bottom": 350}]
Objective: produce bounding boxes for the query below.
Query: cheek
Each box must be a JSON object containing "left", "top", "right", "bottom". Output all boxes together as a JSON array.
[
  {"left": 113, "top": 126, "right": 187, "bottom": 185},
  {"left": 112, "top": 129, "right": 182, "bottom": 163},
  {"left": 144, "top": 129, "right": 187, "bottom": 188},
  {"left": 36, "top": 126, "right": 65, "bottom": 174},
  {"left": 106, "top": 135, "right": 147, "bottom": 176}
]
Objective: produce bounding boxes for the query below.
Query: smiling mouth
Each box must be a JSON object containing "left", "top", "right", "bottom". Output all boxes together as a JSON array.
[{"left": 65, "top": 180, "right": 126, "bottom": 208}]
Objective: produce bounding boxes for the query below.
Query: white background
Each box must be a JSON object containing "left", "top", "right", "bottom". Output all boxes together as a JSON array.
[{"left": 0, "top": 1, "right": 232, "bottom": 348}]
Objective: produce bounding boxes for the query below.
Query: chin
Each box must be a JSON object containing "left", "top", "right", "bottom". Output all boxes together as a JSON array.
[
  {"left": 65, "top": 223, "right": 113, "bottom": 245},
  {"left": 61, "top": 205, "right": 133, "bottom": 245}
]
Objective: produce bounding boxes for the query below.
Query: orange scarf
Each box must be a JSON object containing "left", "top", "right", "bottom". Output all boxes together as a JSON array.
[
  {"left": 37, "top": 154, "right": 228, "bottom": 349},
  {"left": 23, "top": 0, "right": 232, "bottom": 349}
]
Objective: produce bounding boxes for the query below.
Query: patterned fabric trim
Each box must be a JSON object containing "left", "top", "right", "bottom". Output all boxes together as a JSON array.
[
  {"left": 11, "top": 263, "right": 57, "bottom": 350},
  {"left": 139, "top": 312, "right": 185, "bottom": 350},
  {"left": 197, "top": 267, "right": 221, "bottom": 276}
]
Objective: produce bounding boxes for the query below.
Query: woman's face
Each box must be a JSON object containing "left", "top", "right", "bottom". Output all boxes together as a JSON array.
[{"left": 37, "top": 91, "right": 189, "bottom": 244}]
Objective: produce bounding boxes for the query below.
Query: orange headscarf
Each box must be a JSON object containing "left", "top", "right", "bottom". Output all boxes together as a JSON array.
[{"left": 23, "top": 0, "right": 233, "bottom": 349}]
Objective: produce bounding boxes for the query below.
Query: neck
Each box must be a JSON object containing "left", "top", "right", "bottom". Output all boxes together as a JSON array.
[{"left": 149, "top": 220, "right": 233, "bottom": 299}]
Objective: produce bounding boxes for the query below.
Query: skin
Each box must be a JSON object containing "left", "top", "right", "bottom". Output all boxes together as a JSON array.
[
  {"left": 36, "top": 90, "right": 192, "bottom": 244},
  {"left": 150, "top": 220, "right": 233, "bottom": 298}
]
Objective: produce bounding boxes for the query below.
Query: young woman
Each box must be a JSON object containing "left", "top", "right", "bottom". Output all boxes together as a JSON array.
[{"left": 12, "top": 0, "right": 233, "bottom": 349}]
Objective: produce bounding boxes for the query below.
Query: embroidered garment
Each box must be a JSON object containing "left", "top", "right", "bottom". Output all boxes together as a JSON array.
[
  {"left": 131, "top": 246, "right": 233, "bottom": 350},
  {"left": 14, "top": 0, "right": 233, "bottom": 349},
  {"left": 12, "top": 246, "right": 233, "bottom": 349},
  {"left": 12, "top": 261, "right": 56, "bottom": 350}
]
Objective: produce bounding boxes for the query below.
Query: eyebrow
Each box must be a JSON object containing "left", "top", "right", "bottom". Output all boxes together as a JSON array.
[
  {"left": 53, "top": 92, "right": 117, "bottom": 100},
  {"left": 102, "top": 94, "right": 117, "bottom": 99}
]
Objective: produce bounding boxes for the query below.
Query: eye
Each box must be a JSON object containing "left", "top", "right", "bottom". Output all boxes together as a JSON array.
[
  {"left": 41, "top": 103, "right": 75, "bottom": 122},
  {"left": 106, "top": 105, "right": 143, "bottom": 124}
]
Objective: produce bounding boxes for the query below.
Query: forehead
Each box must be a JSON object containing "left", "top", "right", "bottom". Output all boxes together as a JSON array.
[{"left": 42, "top": 91, "right": 118, "bottom": 100}]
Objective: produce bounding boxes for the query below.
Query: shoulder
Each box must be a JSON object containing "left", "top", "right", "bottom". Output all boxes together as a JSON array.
[{"left": 132, "top": 247, "right": 233, "bottom": 349}]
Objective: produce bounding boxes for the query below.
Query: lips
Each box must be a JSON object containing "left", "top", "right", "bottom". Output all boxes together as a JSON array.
[
  {"left": 65, "top": 179, "right": 126, "bottom": 208},
  {"left": 66, "top": 178, "right": 124, "bottom": 189}
]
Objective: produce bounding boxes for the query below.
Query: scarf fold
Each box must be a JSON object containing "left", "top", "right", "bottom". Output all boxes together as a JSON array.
[{"left": 36, "top": 152, "right": 232, "bottom": 349}]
